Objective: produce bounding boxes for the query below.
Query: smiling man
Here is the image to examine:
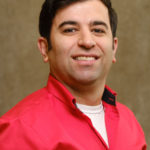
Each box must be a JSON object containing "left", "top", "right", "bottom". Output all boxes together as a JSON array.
[{"left": 0, "top": 0, "right": 147, "bottom": 149}]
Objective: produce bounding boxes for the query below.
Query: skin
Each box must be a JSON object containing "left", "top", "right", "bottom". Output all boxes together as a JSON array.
[{"left": 38, "top": 0, "right": 118, "bottom": 105}]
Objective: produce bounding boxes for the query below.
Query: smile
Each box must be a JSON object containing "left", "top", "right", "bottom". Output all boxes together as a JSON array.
[
  {"left": 75, "top": 56, "right": 96, "bottom": 61},
  {"left": 72, "top": 54, "right": 99, "bottom": 61}
]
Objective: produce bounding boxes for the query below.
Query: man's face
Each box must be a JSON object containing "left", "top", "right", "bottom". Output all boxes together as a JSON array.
[{"left": 41, "top": 0, "right": 118, "bottom": 88}]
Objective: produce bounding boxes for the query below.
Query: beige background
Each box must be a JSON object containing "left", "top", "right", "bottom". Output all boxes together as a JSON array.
[{"left": 0, "top": 0, "right": 150, "bottom": 147}]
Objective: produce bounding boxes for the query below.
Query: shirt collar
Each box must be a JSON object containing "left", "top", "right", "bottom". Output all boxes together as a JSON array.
[
  {"left": 46, "top": 74, "right": 76, "bottom": 109},
  {"left": 46, "top": 74, "right": 117, "bottom": 109},
  {"left": 102, "top": 85, "right": 117, "bottom": 106}
]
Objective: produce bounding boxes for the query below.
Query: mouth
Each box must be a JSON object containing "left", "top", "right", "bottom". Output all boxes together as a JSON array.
[
  {"left": 72, "top": 55, "right": 99, "bottom": 61},
  {"left": 71, "top": 55, "right": 100, "bottom": 66}
]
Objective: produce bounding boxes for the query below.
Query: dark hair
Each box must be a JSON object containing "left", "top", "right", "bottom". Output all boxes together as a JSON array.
[{"left": 39, "top": 0, "right": 118, "bottom": 48}]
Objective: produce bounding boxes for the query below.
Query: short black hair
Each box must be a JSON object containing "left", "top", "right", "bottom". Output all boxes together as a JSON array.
[{"left": 39, "top": 0, "right": 118, "bottom": 48}]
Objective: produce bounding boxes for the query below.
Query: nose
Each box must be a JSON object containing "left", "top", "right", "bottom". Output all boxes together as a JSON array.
[{"left": 78, "top": 30, "right": 96, "bottom": 49}]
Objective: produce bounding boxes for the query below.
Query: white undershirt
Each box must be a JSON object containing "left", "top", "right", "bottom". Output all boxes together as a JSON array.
[{"left": 76, "top": 103, "right": 109, "bottom": 147}]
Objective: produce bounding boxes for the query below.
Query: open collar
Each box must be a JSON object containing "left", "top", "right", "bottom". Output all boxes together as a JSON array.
[{"left": 46, "top": 74, "right": 117, "bottom": 109}]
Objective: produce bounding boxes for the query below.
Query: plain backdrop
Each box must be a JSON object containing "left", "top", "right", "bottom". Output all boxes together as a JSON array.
[{"left": 0, "top": 0, "right": 150, "bottom": 147}]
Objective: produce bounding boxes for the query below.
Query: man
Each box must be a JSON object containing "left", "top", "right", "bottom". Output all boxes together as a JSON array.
[{"left": 0, "top": 0, "right": 147, "bottom": 149}]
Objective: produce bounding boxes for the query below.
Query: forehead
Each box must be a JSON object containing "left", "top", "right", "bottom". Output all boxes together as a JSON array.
[{"left": 53, "top": 0, "right": 110, "bottom": 27}]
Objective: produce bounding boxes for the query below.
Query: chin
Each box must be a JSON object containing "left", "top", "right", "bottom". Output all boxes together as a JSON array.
[{"left": 72, "top": 74, "right": 99, "bottom": 85}]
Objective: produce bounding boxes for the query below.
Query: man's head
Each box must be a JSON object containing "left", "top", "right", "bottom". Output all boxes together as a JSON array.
[
  {"left": 38, "top": 0, "right": 118, "bottom": 89},
  {"left": 39, "top": 0, "right": 117, "bottom": 49}
]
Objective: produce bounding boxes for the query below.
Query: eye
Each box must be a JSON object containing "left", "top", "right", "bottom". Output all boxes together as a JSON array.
[
  {"left": 91, "top": 28, "right": 105, "bottom": 35},
  {"left": 93, "top": 29, "right": 104, "bottom": 33},
  {"left": 63, "top": 28, "right": 77, "bottom": 33}
]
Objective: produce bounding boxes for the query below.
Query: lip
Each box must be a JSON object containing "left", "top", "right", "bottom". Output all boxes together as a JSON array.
[
  {"left": 71, "top": 54, "right": 100, "bottom": 65},
  {"left": 72, "top": 54, "right": 100, "bottom": 60}
]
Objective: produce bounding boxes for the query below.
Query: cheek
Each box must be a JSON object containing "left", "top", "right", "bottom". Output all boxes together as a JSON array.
[
  {"left": 49, "top": 45, "right": 70, "bottom": 66},
  {"left": 96, "top": 38, "right": 114, "bottom": 64},
  {"left": 52, "top": 35, "right": 75, "bottom": 55},
  {"left": 96, "top": 38, "right": 113, "bottom": 54}
]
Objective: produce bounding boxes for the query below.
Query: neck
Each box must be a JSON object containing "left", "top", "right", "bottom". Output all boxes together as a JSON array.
[{"left": 64, "top": 80, "right": 106, "bottom": 106}]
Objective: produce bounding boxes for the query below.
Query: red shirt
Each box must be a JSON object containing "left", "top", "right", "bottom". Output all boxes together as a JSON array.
[{"left": 0, "top": 75, "right": 147, "bottom": 150}]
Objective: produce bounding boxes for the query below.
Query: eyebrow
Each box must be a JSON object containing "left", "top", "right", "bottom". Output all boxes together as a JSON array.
[
  {"left": 58, "top": 20, "right": 108, "bottom": 29},
  {"left": 58, "top": 21, "right": 77, "bottom": 28},
  {"left": 91, "top": 21, "right": 108, "bottom": 29}
]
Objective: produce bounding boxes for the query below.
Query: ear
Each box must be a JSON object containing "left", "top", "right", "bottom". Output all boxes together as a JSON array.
[
  {"left": 37, "top": 37, "right": 49, "bottom": 63},
  {"left": 112, "top": 37, "right": 118, "bottom": 63}
]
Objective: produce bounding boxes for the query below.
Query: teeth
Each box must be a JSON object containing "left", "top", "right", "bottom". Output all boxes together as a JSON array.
[{"left": 75, "top": 56, "right": 95, "bottom": 61}]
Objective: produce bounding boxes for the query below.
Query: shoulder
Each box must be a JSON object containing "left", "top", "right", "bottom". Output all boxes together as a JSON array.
[
  {"left": 116, "top": 102, "right": 137, "bottom": 120},
  {"left": 0, "top": 87, "right": 56, "bottom": 144},
  {"left": 0, "top": 86, "right": 59, "bottom": 146},
  {"left": 116, "top": 102, "right": 145, "bottom": 135},
  {"left": 0, "top": 87, "right": 53, "bottom": 121},
  {"left": 116, "top": 102, "right": 139, "bottom": 123}
]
